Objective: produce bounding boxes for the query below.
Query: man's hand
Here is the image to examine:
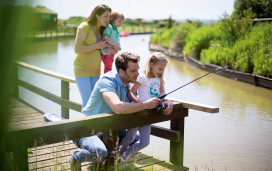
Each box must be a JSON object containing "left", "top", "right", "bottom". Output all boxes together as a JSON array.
[
  {"left": 103, "top": 92, "right": 160, "bottom": 114},
  {"left": 162, "top": 100, "right": 173, "bottom": 115},
  {"left": 143, "top": 97, "right": 160, "bottom": 109}
]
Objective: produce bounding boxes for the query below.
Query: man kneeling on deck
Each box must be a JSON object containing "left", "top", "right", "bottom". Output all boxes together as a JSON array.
[{"left": 71, "top": 52, "right": 173, "bottom": 170}]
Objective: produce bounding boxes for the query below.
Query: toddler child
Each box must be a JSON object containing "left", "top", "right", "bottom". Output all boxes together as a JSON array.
[{"left": 101, "top": 11, "right": 124, "bottom": 73}]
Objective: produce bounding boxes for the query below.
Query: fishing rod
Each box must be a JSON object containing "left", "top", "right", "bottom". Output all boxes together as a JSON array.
[{"left": 157, "top": 42, "right": 272, "bottom": 111}]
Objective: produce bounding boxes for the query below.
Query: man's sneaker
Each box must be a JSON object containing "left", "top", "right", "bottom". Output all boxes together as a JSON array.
[{"left": 70, "top": 151, "right": 81, "bottom": 171}]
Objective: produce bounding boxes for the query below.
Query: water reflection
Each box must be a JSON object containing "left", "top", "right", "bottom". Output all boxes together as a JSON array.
[
  {"left": 26, "top": 39, "right": 58, "bottom": 55},
  {"left": 167, "top": 56, "right": 272, "bottom": 123}
]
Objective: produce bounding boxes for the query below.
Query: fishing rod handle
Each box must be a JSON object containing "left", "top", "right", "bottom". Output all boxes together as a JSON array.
[{"left": 157, "top": 101, "right": 167, "bottom": 112}]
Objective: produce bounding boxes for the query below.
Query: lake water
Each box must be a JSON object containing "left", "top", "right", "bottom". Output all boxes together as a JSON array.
[{"left": 19, "top": 34, "right": 272, "bottom": 171}]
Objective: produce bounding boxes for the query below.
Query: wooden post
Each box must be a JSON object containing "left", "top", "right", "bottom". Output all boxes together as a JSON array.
[
  {"left": 12, "top": 63, "right": 19, "bottom": 98},
  {"left": 13, "top": 147, "right": 28, "bottom": 170},
  {"left": 169, "top": 108, "right": 188, "bottom": 166},
  {"left": 61, "top": 80, "right": 69, "bottom": 119}
]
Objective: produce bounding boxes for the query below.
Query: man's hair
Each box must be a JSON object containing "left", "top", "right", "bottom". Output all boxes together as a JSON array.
[
  {"left": 115, "top": 52, "right": 140, "bottom": 72},
  {"left": 110, "top": 11, "right": 125, "bottom": 23}
]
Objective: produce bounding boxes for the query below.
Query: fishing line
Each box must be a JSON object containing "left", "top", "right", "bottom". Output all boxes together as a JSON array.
[{"left": 159, "top": 41, "right": 272, "bottom": 100}]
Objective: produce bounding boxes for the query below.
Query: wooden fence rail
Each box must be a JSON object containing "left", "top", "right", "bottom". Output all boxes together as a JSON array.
[{"left": 8, "top": 61, "right": 219, "bottom": 170}]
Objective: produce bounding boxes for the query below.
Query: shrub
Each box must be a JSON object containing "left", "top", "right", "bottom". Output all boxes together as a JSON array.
[
  {"left": 201, "top": 40, "right": 234, "bottom": 66},
  {"left": 183, "top": 24, "right": 220, "bottom": 59},
  {"left": 150, "top": 27, "right": 177, "bottom": 49},
  {"left": 150, "top": 21, "right": 199, "bottom": 52},
  {"left": 169, "top": 22, "right": 198, "bottom": 54},
  {"left": 150, "top": 8, "right": 272, "bottom": 77},
  {"left": 201, "top": 22, "right": 272, "bottom": 77},
  {"left": 218, "top": 9, "right": 255, "bottom": 45},
  {"left": 232, "top": 22, "right": 272, "bottom": 76}
]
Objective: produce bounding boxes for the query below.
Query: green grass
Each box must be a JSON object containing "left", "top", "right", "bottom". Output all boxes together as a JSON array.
[{"left": 150, "top": 11, "right": 272, "bottom": 78}]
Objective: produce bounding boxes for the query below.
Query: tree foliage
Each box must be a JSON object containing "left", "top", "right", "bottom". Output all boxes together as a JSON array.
[
  {"left": 219, "top": 8, "right": 255, "bottom": 45},
  {"left": 150, "top": 4, "right": 272, "bottom": 77},
  {"left": 234, "top": 0, "right": 272, "bottom": 18}
]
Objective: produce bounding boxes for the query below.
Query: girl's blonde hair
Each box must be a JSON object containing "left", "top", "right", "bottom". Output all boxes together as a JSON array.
[
  {"left": 110, "top": 11, "right": 125, "bottom": 23},
  {"left": 143, "top": 52, "right": 168, "bottom": 84}
]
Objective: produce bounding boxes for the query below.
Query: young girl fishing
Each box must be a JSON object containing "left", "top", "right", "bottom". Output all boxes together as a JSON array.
[{"left": 119, "top": 52, "right": 169, "bottom": 160}]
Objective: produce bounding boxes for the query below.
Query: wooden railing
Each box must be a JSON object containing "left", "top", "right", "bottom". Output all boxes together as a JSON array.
[
  {"left": 13, "top": 61, "right": 80, "bottom": 118},
  {"left": 8, "top": 61, "right": 219, "bottom": 170}
]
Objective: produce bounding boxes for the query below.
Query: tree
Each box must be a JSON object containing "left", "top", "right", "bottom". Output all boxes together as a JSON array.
[
  {"left": 168, "top": 15, "right": 173, "bottom": 28},
  {"left": 219, "top": 9, "right": 255, "bottom": 45},
  {"left": 234, "top": 0, "right": 272, "bottom": 18}
]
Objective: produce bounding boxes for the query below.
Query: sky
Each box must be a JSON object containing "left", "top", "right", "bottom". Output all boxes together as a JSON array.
[{"left": 18, "top": 0, "right": 236, "bottom": 20}]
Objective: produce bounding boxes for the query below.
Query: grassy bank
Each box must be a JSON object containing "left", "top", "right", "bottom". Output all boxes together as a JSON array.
[{"left": 150, "top": 10, "right": 272, "bottom": 78}]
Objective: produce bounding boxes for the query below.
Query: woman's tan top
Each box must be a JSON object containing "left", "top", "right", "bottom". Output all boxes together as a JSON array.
[{"left": 74, "top": 22, "right": 101, "bottom": 77}]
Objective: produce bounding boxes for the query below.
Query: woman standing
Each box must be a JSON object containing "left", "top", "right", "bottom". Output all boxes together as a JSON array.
[
  {"left": 71, "top": 5, "right": 114, "bottom": 170},
  {"left": 74, "top": 4, "right": 114, "bottom": 109}
]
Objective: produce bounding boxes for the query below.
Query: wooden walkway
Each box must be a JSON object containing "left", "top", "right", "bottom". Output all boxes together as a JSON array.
[
  {"left": 28, "top": 141, "right": 187, "bottom": 170},
  {"left": 6, "top": 96, "right": 44, "bottom": 127},
  {"left": 5, "top": 95, "right": 188, "bottom": 171}
]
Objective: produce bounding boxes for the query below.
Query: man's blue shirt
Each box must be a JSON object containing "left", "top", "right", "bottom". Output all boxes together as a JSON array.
[{"left": 82, "top": 72, "right": 130, "bottom": 116}]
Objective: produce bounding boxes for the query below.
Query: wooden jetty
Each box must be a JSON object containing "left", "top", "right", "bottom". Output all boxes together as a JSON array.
[{"left": 4, "top": 61, "right": 219, "bottom": 170}]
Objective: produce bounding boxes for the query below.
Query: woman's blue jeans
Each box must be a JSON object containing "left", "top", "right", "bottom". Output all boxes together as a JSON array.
[{"left": 75, "top": 76, "right": 99, "bottom": 110}]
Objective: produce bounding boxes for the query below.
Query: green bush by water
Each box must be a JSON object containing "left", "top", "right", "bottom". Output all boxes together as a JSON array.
[
  {"left": 201, "top": 22, "right": 272, "bottom": 77},
  {"left": 150, "top": 9, "right": 272, "bottom": 78},
  {"left": 150, "top": 21, "right": 199, "bottom": 52},
  {"left": 183, "top": 24, "right": 220, "bottom": 59}
]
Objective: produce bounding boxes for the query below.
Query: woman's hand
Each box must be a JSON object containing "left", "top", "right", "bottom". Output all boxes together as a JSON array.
[
  {"left": 96, "top": 40, "right": 108, "bottom": 49},
  {"left": 114, "top": 45, "right": 121, "bottom": 51},
  {"left": 162, "top": 100, "right": 173, "bottom": 115},
  {"left": 104, "top": 47, "right": 118, "bottom": 55}
]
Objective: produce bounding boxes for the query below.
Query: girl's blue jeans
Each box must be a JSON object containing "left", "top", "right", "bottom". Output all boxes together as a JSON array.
[{"left": 119, "top": 125, "right": 151, "bottom": 159}]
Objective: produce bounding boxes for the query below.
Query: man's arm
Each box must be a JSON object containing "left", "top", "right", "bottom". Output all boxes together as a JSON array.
[{"left": 102, "top": 91, "right": 160, "bottom": 114}]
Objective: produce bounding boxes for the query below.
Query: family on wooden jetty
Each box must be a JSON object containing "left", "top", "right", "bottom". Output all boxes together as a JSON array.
[{"left": 71, "top": 4, "right": 173, "bottom": 170}]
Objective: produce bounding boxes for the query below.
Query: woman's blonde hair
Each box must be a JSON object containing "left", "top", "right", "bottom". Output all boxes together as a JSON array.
[
  {"left": 84, "top": 4, "right": 111, "bottom": 34},
  {"left": 143, "top": 52, "right": 168, "bottom": 84}
]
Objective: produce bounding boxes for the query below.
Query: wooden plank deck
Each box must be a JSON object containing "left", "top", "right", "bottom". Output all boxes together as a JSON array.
[
  {"left": 28, "top": 141, "right": 188, "bottom": 171},
  {"left": 5, "top": 95, "right": 188, "bottom": 171}
]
